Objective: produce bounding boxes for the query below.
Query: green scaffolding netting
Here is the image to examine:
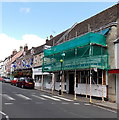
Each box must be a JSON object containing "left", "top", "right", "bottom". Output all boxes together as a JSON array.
[
  {"left": 44, "top": 32, "right": 106, "bottom": 56},
  {"left": 43, "top": 32, "right": 108, "bottom": 72}
]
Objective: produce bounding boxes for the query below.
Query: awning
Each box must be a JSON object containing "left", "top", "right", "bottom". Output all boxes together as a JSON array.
[{"left": 108, "top": 69, "right": 119, "bottom": 74}]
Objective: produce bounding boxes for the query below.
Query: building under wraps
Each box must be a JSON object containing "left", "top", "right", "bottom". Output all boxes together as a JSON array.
[{"left": 43, "top": 32, "right": 109, "bottom": 99}]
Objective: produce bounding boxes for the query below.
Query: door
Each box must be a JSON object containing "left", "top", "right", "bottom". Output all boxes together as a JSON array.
[{"left": 69, "top": 74, "right": 74, "bottom": 94}]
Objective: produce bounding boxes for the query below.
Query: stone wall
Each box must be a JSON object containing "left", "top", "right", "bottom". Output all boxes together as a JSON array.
[{"left": 106, "top": 25, "right": 117, "bottom": 102}]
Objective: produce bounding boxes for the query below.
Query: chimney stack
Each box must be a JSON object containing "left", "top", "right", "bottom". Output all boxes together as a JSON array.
[
  {"left": 50, "top": 35, "right": 53, "bottom": 40},
  {"left": 46, "top": 37, "right": 49, "bottom": 43},
  {"left": 19, "top": 46, "right": 23, "bottom": 51},
  {"left": 12, "top": 49, "right": 17, "bottom": 56},
  {"left": 24, "top": 44, "right": 28, "bottom": 52}
]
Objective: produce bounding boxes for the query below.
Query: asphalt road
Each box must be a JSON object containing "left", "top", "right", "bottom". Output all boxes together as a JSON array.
[{"left": 0, "top": 82, "right": 117, "bottom": 120}]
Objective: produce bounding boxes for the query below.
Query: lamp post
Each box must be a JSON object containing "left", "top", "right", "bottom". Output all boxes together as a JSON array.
[{"left": 59, "top": 53, "right": 65, "bottom": 95}]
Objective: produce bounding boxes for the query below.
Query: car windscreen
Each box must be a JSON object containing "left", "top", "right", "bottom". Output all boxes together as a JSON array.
[
  {"left": 25, "top": 78, "right": 34, "bottom": 82},
  {"left": 20, "top": 78, "right": 25, "bottom": 81}
]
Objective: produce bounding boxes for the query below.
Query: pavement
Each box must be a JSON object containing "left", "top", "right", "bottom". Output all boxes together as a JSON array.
[{"left": 35, "top": 86, "right": 118, "bottom": 111}]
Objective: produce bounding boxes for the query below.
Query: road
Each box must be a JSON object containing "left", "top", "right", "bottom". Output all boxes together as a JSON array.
[{"left": 0, "top": 82, "right": 117, "bottom": 120}]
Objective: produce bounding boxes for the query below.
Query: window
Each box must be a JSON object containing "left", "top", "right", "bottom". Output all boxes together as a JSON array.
[
  {"left": 92, "top": 70, "right": 97, "bottom": 84},
  {"left": 56, "top": 72, "right": 60, "bottom": 82},
  {"left": 78, "top": 69, "right": 104, "bottom": 85},
  {"left": 80, "top": 71, "right": 89, "bottom": 83},
  {"left": 98, "top": 70, "right": 102, "bottom": 84}
]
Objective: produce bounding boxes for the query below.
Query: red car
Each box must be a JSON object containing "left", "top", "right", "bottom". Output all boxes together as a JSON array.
[
  {"left": 16, "top": 77, "right": 34, "bottom": 89},
  {"left": 11, "top": 78, "right": 18, "bottom": 86},
  {"left": 0, "top": 77, "right": 5, "bottom": 82}
]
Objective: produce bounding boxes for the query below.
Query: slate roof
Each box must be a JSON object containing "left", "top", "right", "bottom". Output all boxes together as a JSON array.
[{"left": 54, "top": 3, "right": 118, "bottom": 45}]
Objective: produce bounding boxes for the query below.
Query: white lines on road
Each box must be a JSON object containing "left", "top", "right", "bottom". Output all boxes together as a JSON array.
[
  {"left": 16, "top": 94, "right": 32, "bottom": 100},
  {"left": 84, "top": 103, "right": 91, "bottom": 106},
  {"left": 62, "top": 102, "right": 69, "bottom": 104},
  {"left": 0, "top": 111, "right": 9, "bottom": 120},
  {"left": 41, "top": 95, "right": 61, "bottom": 101},
  {"left": 4, "top": 103, "right": 13, "bottom": 105},
  {"left": 0, "top": 94, "right": 15, "bottom": 101},
  {"left": 74, "top": 103, "right": 80, "bottom": 105},
  {"left": 32, "top": 95, "right": 46, "bottom": 100},
  {"left": 53, "top": 96, "right": 73, "bottom": 102},
  {"left": 0, "top": 111, "right": 6, "bottom": 116}
]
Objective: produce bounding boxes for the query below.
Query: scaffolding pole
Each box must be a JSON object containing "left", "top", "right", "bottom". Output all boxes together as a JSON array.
[
  {"left": 74, "top": 48, "right": 77, "bottom": 100},
  {"left": 102, "top": 70, "right": 105, "bottom": 102},
  {"left": 51, "top": 73, "right": 55, "bottom": 94},
  {"left": 90, "top": 69, "right": 92, "bottom": 103},
  {"left": 86, "top": 76, "right": 88, "bottom": 98},
  {"left": 89, "top": 44, "right": 92, "bottom": 103},
  {"left": 74, "top": 69, "right": 77, "bottom": 100}
]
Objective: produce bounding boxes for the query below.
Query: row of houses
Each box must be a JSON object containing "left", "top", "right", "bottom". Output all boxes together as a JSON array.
[{"left": 0, "top": 3, "right": 119, "bottom": 103}]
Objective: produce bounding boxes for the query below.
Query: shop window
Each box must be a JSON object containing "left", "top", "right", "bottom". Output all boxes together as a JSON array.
[
  {"left": 80, "top": 71, "right": 90, "bottom": 84},
  {"left": 34, "top": 75, "right": 40, "bottom": 82},
  {"left": 65, "top": 85, "right": 66, "bottom": 90},
  {"left": 56, "top": 73, "right": 60, "bottom": 82},
  {"left": 98, "top": 70, "right": 102, "bottom": 84},
  {"left": 92, "top": 70, "right": 97, "bottom": 84}
]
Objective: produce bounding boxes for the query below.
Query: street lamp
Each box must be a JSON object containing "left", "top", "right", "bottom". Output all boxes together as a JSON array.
[{"left": 59, "top": 53, "right": 65, "bottom": 95}]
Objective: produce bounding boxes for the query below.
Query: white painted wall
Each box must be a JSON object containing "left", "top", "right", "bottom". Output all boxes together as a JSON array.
[
  {"left": 76, "top": 84, "right": 107, "bottom": 97},
  {"left": 35, "top": 82, "right": 42, "bottom": 87}
]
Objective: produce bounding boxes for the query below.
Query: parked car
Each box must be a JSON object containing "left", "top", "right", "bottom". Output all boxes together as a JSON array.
[
  {"left": 11, "top": 78, "right": 18, "bottom": 86},
  {"left": 3, "top": 77, "right": 11, "bottom": 83},
  {"left": 0, "top": 77, "right": 5, "bottom": 82},
  {"left": 16, "top": 77, "right": 34, "bottom": 89}
]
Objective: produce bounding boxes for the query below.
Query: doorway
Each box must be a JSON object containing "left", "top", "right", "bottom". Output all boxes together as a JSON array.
[{"left": 69, "top": 74, "right": 74, "bottom": 94}]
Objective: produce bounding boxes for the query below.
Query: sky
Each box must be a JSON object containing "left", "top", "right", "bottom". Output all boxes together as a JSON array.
[{"left": 0, "top": 1, "right": 118, "bottom": 61}]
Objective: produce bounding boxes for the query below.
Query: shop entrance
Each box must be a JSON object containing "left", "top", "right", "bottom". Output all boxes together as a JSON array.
[{"left": 69, "top": 74, "right": 74, "bottom": 94}]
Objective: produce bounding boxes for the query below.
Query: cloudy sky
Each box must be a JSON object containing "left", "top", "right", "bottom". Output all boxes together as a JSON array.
[{"left": 0, "top": 1, "right": 117, "bottom": 60}]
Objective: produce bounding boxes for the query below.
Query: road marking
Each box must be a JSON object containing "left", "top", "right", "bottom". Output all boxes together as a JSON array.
[
  {"left": 0, "top": 94, "right": 15, "bottom": 101},
  {"left": 62, "top": 102, "right": 69, "bottom": 104},
  {"left": 0, "top": 111, "right": 9, "bottom": 120},
  {"left": 0, "top": 111, "right": 6, "bottom": 116},
  {"left": 4, "top": 103, "right": 13, "bottom": 105},
  {"left": 16, "top": 94, "right": 32, "bottom": 100},
  {"left": 53, "top": 96, "right": 73, "bottom": 102},
  {"left": 74, "top": 103, "right": 80, "bottom": 105},
  {"left": 32, "top": 95, "right": 46, "bottom": 100},
  {"left": 41, "top": 95, "right": 61, "bottom": 101},
  {"left": 84, "top": 103, "right": 91, "bottom": 106}
]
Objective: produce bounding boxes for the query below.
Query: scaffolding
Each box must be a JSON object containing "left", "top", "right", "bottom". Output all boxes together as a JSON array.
[{"left": 43, "top": 32, "right": 109, "bottom": 72}]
